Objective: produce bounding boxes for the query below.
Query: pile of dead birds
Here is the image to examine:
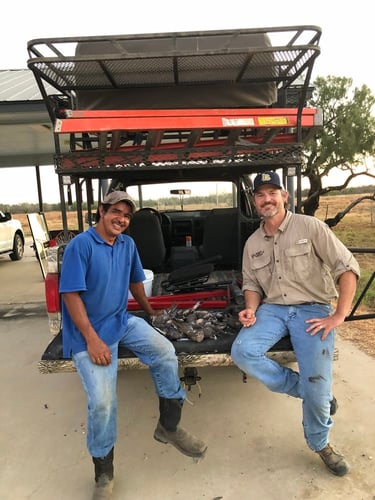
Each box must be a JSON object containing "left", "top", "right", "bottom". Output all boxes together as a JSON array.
[{"left": 151, "top": 302, "right": 241, "bottom": 342}]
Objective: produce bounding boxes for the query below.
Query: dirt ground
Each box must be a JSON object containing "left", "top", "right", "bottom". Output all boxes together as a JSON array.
[{"left": 338, "top": 319, "right": 375, "bottom": 359}]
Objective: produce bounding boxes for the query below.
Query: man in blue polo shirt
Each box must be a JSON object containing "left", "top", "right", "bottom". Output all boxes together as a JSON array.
[{"left": 60, "top": 190, "right": 206, "bottom": 499}]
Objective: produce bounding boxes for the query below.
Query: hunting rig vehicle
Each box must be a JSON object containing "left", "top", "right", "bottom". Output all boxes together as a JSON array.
[{"left": 26, "top": 26, "right": 374, "bottom": 382}]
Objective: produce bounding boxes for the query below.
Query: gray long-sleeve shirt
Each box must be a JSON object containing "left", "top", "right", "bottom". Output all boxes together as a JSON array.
[{"left": 242, "top": 211, "right": 360, "bottom": 305}]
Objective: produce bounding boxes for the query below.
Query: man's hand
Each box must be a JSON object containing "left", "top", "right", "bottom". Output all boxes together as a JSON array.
[
  {"left": 305, "top": 312, "right": 346, "bottom": 340},
  {"left": 149, "top": 308, "right": 164, "bottom": 317},
  {"left": 87, "top": 336, "right": 112, "bottom": 365},
  {"left": 238, "top": 308, "right": 257, "bottom": 328}
]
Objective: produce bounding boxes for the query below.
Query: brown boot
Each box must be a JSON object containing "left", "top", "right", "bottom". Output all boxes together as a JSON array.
[
  {"left": 92, "top": 447, "right": 114, "bottom": 499},
  {"left": 330, "top": 396, "right": 338, "bottom": 416},
  {"left": 154, "top": 398, "right": 207, "bottom": 458},
  {"left": 316, "top": 443, "right": 349, "bottom": 476}
]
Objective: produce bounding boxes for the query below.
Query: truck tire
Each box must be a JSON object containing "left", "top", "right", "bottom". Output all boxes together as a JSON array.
[{"left": 10, "top": 233, "right": 24, "bottom": 261}]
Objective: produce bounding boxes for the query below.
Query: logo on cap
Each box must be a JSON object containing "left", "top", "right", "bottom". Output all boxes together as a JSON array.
[{"left": 261, "top": 173, "right": 272, "bottom": 182}]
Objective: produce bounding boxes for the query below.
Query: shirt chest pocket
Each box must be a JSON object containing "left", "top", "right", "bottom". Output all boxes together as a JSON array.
[
  {"left": 284, "top": 241, "right": 312, "bottom": 281},
  {"left": 249, "top": 254, "right": 272, "bottom": 289}
]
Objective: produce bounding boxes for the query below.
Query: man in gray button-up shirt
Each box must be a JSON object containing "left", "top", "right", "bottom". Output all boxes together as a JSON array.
[{"left": 231, "top": 171, "right": 360, "bottom": 477}]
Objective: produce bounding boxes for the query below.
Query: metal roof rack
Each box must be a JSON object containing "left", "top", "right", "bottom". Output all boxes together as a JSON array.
[
  {"left": 26, "top": 26, "right": 322, "bottom": 184},
  {"left": 27, "top": 26, "right": 321, "bottom": 109}
]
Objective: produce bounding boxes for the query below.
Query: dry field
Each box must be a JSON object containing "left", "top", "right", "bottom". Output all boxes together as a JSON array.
[
  {"left": 314, "top": 193, "right": 375, "bottom": 359},
  {"left": 16, "top": 191, "right": 375, "bottom": 238},
  {"left": 15, "top": 192, "right": 375, "bottom": 358}
]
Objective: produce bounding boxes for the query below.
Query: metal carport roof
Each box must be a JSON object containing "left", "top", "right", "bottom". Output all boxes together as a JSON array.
[{"left": 0, "top": 69, "right": 56, "bottom": 168}]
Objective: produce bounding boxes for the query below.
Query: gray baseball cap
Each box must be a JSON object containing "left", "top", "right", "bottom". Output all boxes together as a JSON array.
[{"left": 102, "top": 191, "right": 136, "bottom": 213}]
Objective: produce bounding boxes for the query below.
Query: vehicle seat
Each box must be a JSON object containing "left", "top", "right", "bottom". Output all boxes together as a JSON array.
[
  {"left": 198, "top": 208, "right": 240, "bottom": 268},
  {"left": 127, "top": 208, "right": 167, "bottom": 271}
]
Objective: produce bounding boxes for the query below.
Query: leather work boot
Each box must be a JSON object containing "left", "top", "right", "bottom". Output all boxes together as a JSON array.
[
  {"left": 316, "top": 443, "right": 349, "bottom": 476},
  {"left": 330, "top": 396, "right": 338, "bottom": 416},
  {"left": 92, "top": 447, "right": 114, "bottom": 499},
  {"left": 154, "top": 397, "right": 207, "bottom": 458}
]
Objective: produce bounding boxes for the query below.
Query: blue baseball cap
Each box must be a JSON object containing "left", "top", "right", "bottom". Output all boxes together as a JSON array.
[{"left": 253, "top": 171, "right": 283, "bottom": 193}]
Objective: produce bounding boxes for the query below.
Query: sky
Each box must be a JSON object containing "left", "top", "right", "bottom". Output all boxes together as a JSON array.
[{"left": 1, "top": 0, "right": 374, "bottom": 204}]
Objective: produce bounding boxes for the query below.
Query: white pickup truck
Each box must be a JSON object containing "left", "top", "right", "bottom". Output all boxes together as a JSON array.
[{"left": 0, "top": 210, "right": 25, "bottom": 261}]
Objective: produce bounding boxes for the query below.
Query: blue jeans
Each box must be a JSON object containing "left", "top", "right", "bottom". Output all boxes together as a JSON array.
[
  {"left": 231, "top": 303, "right": 335, "bottom": 451},
  {"left": 72, "top": 315, "right": 186, "bottom": 458}
]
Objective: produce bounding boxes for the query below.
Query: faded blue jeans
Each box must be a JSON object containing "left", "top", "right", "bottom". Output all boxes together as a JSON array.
[
  {"left": 231, "top": 303, "right": 335, "bottom": 451},
  {"left": 72, "top": 315, "right": 186, "bottom": 458}
]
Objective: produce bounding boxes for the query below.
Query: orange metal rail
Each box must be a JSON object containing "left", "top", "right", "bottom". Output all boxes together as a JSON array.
[{"left": 55, "top": 107, "right": 319, "bottom": 134}]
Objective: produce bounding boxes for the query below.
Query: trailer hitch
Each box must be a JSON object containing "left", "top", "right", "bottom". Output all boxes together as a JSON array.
[{"left": 180, "top": 367, "right": 202, "bottom": 395}]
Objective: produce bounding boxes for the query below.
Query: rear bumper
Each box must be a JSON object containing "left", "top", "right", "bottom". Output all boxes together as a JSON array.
[{"left": 39, "top": 330, "right": 295, "bottom": 374}]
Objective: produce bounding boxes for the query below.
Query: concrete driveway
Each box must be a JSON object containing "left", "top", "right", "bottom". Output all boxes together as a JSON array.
[
  {"left": 0, "top": 240, "right": 374, "bottom": 499},
  {"left": 0, "top": 237, "right": 45, "bottom": 312}
]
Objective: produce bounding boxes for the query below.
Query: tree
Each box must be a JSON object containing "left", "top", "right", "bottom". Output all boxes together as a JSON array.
[{"left": 302, "top": 76, "right": 375, "bottom": 216}]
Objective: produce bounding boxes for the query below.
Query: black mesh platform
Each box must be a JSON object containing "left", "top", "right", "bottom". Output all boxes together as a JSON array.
[{"left": 27, "top": 26, "right": 321, "bottom": 109}]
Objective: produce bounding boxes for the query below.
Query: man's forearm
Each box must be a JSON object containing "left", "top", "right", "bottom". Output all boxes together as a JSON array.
[
  {"left": 335, "top": 271, "right": 358, "bottom": 319},
  {"left": 244, "top": 290, "right": 262, "bottom": 311},
  {"left": 62, "top": 292, "right": 98, "bottom": 343}
]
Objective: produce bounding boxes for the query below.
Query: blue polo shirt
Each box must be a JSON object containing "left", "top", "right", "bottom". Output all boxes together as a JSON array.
[{"left": 59, "top": 227, "right": 145, "bottom": 357}]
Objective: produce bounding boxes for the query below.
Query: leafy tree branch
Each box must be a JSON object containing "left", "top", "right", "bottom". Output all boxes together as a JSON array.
[{"left": 302, "top": 76, "right": 375, "bottom": 217}]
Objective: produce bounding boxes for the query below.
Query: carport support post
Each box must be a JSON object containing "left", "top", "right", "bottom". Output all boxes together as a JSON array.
[
  {"left": 296, "top": 165, "right": 302, "bottom": 214},
  {"left": 35, "top": 165, "right": 44, "bottom": 213},
  {"left": 58, "top": 174, "right": 69, "bottom": 239},
  {"left": 285, "top": 166, "right": 301, "bottom": 214},
  {"left": 286, "top": 175, "right": 295, "bottom": 213}
]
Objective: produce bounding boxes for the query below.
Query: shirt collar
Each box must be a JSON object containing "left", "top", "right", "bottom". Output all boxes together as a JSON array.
[
  {"left": 88, "top": 226, "right": 125, "bottom": 245},
  {"left": 279, "top": 210, "right": 292, "bottom": 232}
]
